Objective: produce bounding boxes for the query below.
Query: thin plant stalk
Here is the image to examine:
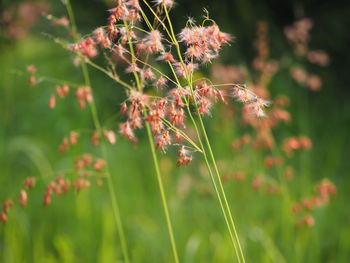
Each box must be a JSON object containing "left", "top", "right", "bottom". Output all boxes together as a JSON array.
[
  {"left": 123, "top": 20, "right": 180, "bottom": 263},
  {"left": 161, "top": 5, "right": 246, "bottom": 262},
  {"left": 184, "top": 101, "right": 241, "bottom": 260},
  {"left": 139, "top": 3, "right": 245, "bottom": 260},
  {"left": 195, "top": 108, "right": 246, "bottom": 263},
  {"left": 82, "top": 63, "right": 131, "bottom": 263},
  {"left": 65, "top": 1, "right": 130, "bottom": 262},
  {"left": 145, "top": 123, "right": 180, "bottom": 263},
  {"left": 185, "top": 79, "right": 245, "bottom": 263},
  {"left": 186, "top": 55, "right": 246, "bottom": 263}
]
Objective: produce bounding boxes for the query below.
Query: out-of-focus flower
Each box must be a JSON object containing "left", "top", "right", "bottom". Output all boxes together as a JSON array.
[
  {"left": 51, "top": 16, "right": 69, "bottom": 27},
  {"left": 1, "top": 2, "right": 49, "bottom": 40},
  {"left": 307, "top": 50, "right": 330, "bottom": 67}
]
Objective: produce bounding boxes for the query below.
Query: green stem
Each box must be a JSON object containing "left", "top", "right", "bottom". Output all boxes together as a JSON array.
[
  {"left": 186, "top": 67, "right": 245, "bottom": 262},
  {"left": 65, "top": 1, "right": 130, "bottom": 262},
  {"left": 123, "top": 19, "right": 180, "bottom": 263},
  {"left": 195, "top": 111, "right": 246, "bottom": 263},
  {"left": 163, "top": 6, "right": 188, "bottom": 78},
  {"left": 161, "top": 5, "right": 246, "bottom": 260},
  {"left": 184, "top": 103, "right": 241, "bottom": 261},
  {"left": 141, "top": 0, "right": 175, "bottom": 42},
  {"left": 65, "top": 0, "right": 77, "bottom": 36},
  {"left": 83, "top": 63, "right": 131, "bottom": 263},
  {"left": 145, "top": 123, "right": 180, "bottom": 263},
  {"left": 269, "top": 136, "right": 294, "bottom": 257},
  {"left": 161, "top": 118, "right": 202, "bottom": 153}
]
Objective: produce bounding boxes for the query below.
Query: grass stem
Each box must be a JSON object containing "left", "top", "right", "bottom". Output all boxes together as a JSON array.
[{"left": 65, "top": 1, "right": 131, "bottom": 262}]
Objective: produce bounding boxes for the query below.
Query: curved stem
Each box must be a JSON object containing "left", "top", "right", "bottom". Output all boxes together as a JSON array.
[
  {"left": 82, "top": 62, "right": 131, "bottom": 263},
  {"left": 184, "top": 103, "right": 241, "bottom": 261},
  {"left": 123, "top": 19, "right": 180, "bottom": 263},
  {"left": 161, "top": 118, "right": 202, "bottom": 153},
  {"left": 195, "top": 112, "right": 246, "bottom": 263},
  {"left": 65, "top": 1, "right": 130, "bottom": 262},
  {"left": 84, "top": 58, "right": 133, "bottom": 89},
  {"left": 161, "top": 6, "right": 246, "bottom": 261},
  {"left": 186, "top": 65, "right": 246, "bottom": 263},
  {"left": 145, "top": 123, "right": 180, "bottom": 263},
  {"left": 141, "top": 0, "right": 175, "bottom": 42}
]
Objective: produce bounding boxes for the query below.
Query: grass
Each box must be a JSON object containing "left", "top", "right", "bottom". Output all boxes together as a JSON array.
[{"left": 1, "top": 4, "right": 350, "bottom": 263}]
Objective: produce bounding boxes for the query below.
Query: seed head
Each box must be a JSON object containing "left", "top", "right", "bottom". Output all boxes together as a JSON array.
[
  {"left": 103, "top": 130, "right": 117, "bottom": 144},
  {"left": 19, "top": 190, "right": 28, "bottom": 207},
  {"left": 119, "top": 121, "right": 137, "bottom": 142},
  {"left": 176, "top": 146, "right": 192, "bottom": 166},
  {"left": 94, "top": 28, "right": 111, "bottom": 48},
  {"left": 49, "top": 94, "right": 56, "bottom": 109},
  {"left": 91, "top": 132, "right": 100, "bottom": 146},
  {"left": 52, "top": 16, "right": 70, "bottom": 27},
  {"left": 155, "top": 130, "right": 171, "bottom": 152},
  {"left": 94, "top": 159, "right": 106, "bottom": 172},
  {"left": 23, "top": 177, "right": 36, "bottom": 189},
  {"left": 0, "top": 212, "right": 7, "bottom": 224},
  {"left": 58, "top": 137, "right": 69, "bottom": 153},
  {"left": 153, "top": 0, "right": 174, "bottom": 9},
  {"left": 27, "top": 65, "right": 37, "bottom": 74},
  {"left": 69, "top": 131, "right": 79, "bottom": 145},
  {"left": 142, "top": 30, "right": 164, "bottom": 54}
]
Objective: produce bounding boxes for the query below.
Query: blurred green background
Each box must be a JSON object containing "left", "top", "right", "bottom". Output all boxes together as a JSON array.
[{"left": 1, "top": 0, "right": 350, "bottom": 262}]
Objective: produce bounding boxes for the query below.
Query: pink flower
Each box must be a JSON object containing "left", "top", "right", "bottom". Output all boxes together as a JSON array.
[
  {"left": 119, "top": 121, "right": 137, "bottom": 142},
  {"left": 76, "top": 86, "right": 93, "bottom": 109},
  {"left": 141, "top": 68, "right": 156, "bottom": 80},
  {"left": 167, "top": 104, "right": 185, "bottom": 127},
  {"left": 197, "top": 97, "right": 212, "bottom": 115},
  {"left": 69, "top": 131, "right": 79, "bottom": 145},
  {"left": 178, "top": 24, "right": 232, "bottom": 62},
  {"left": 19, "top": 190, "right": 28, "bottom": 207},
  {"left": 291, "top": 67, "right": 308, "bottom": 84},
  {"left": 145, "top": 99, "right": 168, "bottom": 134},
  {"left": 103, "top": 130, "right": 117, "bottom": 144},
  {"left": 27, "top": 65, "right": 37, "bottom": 73},
  {"left": 245, "top": 99, "right": 270, "bottom": 117},
  {"left": 169, "top": 87, "right": 189, "bottom": 107},
  {"left": 177, "top": 146, "right": 192, "bottom": 166},
  {"left": 126, "top": 63, "right": 141, "bottom": 73},
  {"left": 94, "top": 28, "right": 111, "bottom": 48},
  {"left": 143, "top": 30, "right": 164, "bottom": 54},
  {"left": 307, "top": 50, "right": 330, "bottom": 67},
  {"left": 75, "top": 38, "right": 98, "bottom": 58},
  {"left": 154, "top": 0, "right": 174, "bottom": 9},
  {"left": 155, "top": 130, "right": 171, "bottom": 152},
  {"left": 114, "top": 44, "right": 127, "bottom": 57},
  {"left": 307, "top": 75, "right": 322, "bottom": 91},
  {"left": 157, "top": 52, "right": 175, "bottom": 63},
  {"left": 109, "top": 4, "right": 129, "bottom": 21},
  {"left": 155, "top": 76, "right": 168, "bottom": 88},
  {"left": 126, "top": 0, "right": 140, "bottom": 10},
  {"left": 52, "top": 16, "right": 69, "bottom": 27},
  {"left": 56, "top": 85, "right": 69, "bottom": 98},
  {"left": 49, "top": 94, "right": 56, "bottom": 109},
  {"left": 233, "top": 87, "right": 257, "bottom": 103}
]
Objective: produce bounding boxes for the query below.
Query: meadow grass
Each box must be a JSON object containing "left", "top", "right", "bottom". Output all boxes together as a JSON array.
[{"left": 1, "top": 2, "right": 349, "bottom": 262}]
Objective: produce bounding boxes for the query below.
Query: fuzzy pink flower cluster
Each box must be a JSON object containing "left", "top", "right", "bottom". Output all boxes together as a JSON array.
[
  {"left": 179, "top": 24, "right": 233, "bottom": 63},
  {"left": 285, "top": 18, "right": 330, "bottom": 91},
  {"left": 64, "top": 0, "right": 268, "bottom": 166},
  {"left": 233, "top": 86, "right": 270, "bottom": 117}
]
